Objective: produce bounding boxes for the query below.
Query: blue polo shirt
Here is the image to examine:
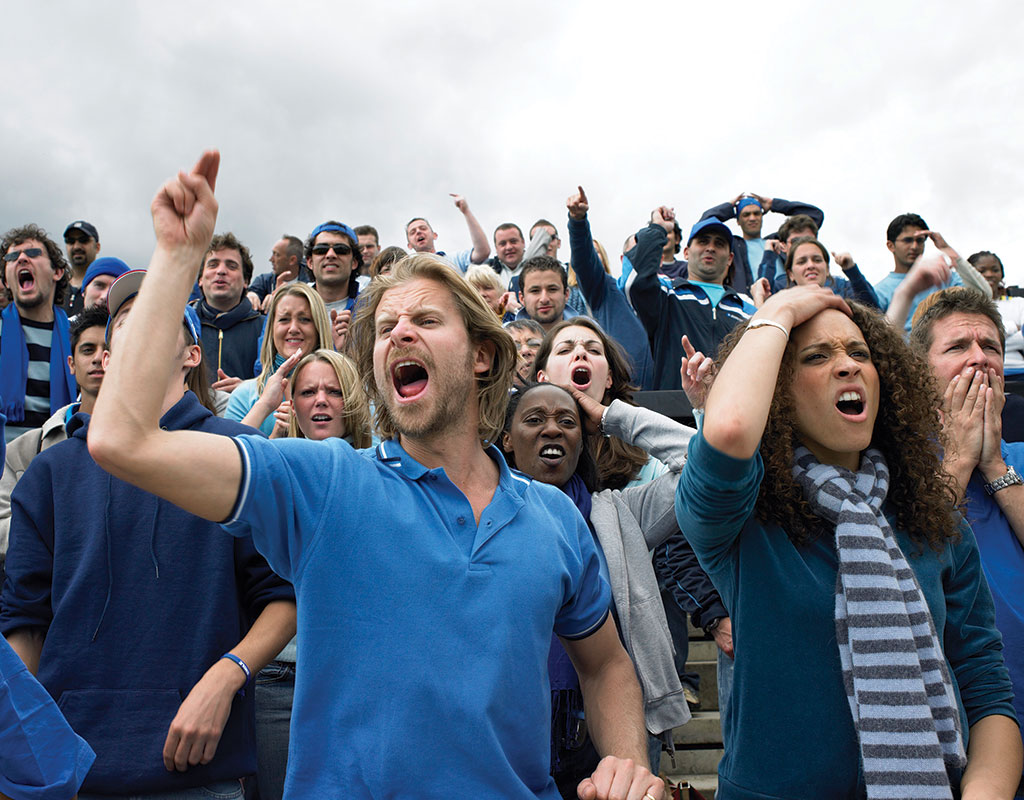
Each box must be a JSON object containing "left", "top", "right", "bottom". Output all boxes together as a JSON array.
[{"left": 223, "top": 435, "right": 611, "bottom": 798}]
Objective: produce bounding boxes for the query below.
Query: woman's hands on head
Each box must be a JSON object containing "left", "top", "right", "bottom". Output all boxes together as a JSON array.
[{"left": 753, "top": 285, "right": 851, "bottom": 333}]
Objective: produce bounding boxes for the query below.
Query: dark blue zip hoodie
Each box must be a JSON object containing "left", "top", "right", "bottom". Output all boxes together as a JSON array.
[{"left": 0, "top": 391, "right": 293, "bottom": 794}]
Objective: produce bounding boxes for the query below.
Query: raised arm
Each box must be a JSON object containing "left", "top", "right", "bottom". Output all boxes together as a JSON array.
[
  {"left": 926, "top": 231, "right": 992, "bottom": 300},
  {"left": 623, "top": 209, "right": 673, "bottom": 330},
  {"left": 88, "top": 151, "right": 241, "bottom": 522},
  {"left": 885, "top": 253, "right": 952, "bottom": 330},
  {"left": 699, "top": 195, "right": 740, "bottom": 223},
  {"left": 764, "top": 196, "right": 825, "bottom": 229},
  {"left": 831, "top": 251, "right": 881, "bottom": 308},
  {"left": 566, "top": 186, "right": 610, "bottom": 310},
  {"left": 450, "top": 193, "right": 490, "bottom": 265},
  {"left": 703, "top": 286, "right": 851, "bottom": 459}
]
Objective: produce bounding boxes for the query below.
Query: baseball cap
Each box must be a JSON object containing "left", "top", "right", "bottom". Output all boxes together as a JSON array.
[
  {"left": 64, "top": 221, "right": 99, "bottom": 241},
  {"left": 106, "top": 269, "right": 201, "bottom": 344},
  {"left": 687, "top": 218, "right": 733, "bottom": 246}
]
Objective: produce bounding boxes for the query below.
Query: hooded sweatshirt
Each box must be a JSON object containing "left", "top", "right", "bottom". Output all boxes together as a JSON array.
[
  {"left": 192, "top": 296, "right": 264, "bottom": 383},
  {"left": 0, "top": 391, "right": 293, "bottom": 794}
]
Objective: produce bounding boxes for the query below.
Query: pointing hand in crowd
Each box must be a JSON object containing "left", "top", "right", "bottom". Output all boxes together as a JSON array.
[
  {"left": 450, "top": 193, "right": 469, "bottom": 214},
  {"left": 213, "top": 369, "right": 243, "bottom": 394},
  {"left": 151, "top": 149, "right": 220, "bottom": 258},
  {"left": 749, "top": 277, "right": 772, "bottom": 308},
  {"left": 831, "top": 251, "right": 856, "bottom": 272},
  {"left": 567, "top": 186, "right": 589, "bottom": 221},
  {"left": 680, "top": 335, "right": 714, "bottom": 411}
]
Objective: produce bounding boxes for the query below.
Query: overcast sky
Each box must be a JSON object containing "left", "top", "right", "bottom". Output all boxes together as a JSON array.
[{"left": 5, "top": 0, "right": 1022, "bottom": 285}]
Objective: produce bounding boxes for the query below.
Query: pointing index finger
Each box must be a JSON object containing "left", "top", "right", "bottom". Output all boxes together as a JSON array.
[{"left": 191, "top": 149, "right": 220, "bottom": 194}]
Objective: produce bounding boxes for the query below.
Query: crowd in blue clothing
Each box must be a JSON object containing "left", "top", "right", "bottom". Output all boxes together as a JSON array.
[{"left": 1, "top": 176, "right": 1023, "bottom": 800}]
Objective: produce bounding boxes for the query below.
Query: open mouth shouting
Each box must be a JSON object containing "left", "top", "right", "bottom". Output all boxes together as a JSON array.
[
  {"left": 392, "top": 359, "right": 429, "bottom": 401},
  {"left": 18, "top": 269, "right": 36, "bottom": 292},
  {"left": 570, "top": 364, "right": 591, "bottom": 391},
  {"left": 835, "top": 389, "right": 866, "bottom": 421},
  {"left": 538, "top": 443, "right": 566, "bottom": 467}
]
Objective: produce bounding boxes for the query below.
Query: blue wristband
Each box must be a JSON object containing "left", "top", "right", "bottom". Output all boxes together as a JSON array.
[{"left": 221, "top": 653, "right": 252, "bottom": 697}]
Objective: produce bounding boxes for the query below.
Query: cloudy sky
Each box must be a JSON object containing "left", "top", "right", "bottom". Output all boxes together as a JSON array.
[{"left": 5, "top": 0, "right": 1022, "bottom": 285}]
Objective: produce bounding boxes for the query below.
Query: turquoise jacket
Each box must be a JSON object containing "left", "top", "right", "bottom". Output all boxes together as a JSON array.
[{"left": 674, "top": 433, "right": 1017, "bottom": 800}]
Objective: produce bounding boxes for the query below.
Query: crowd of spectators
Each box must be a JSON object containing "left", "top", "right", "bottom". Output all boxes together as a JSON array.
[{"left": 0, "top": 151, "right": 1022, "bottom": 800}]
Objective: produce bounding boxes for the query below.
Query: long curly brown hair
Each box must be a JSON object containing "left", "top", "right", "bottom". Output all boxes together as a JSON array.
[{"left": 714, "top": 302, "right": 960, "bottom": 550}]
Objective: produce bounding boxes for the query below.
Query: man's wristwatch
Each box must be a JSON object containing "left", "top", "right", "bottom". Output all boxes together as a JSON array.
[{"left": 984, "top": 465, "right": 1023, "bottom": 495}]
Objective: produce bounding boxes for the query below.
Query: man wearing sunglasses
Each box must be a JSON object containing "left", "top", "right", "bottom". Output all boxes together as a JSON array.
[
  {"left": 63, "top": 221, "right": 101, "bottom": 316},
  {"left": 874, "top": 213, "right": 992, "bottom": 331},
  {"left": 0, "top": 225, "right": 76, "bottom": 444},
  {"left": 305, "top": 221, "right": 362, "bottom": 316}
]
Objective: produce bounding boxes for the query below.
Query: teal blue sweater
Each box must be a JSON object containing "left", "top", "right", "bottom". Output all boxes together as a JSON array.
[{"left": 674, "top": 433, "right": 1017, "bottom": 800}]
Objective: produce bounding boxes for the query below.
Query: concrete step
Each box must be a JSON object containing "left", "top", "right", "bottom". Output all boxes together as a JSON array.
[
  {"left": 686, "top": 639, "right": 718, "bottom": 662},
  {"left": 673, "top": 711, "right": 721, "bottom": 746},
  {"left": 685, "top": 660, "right": 718, "bottom": 710},
  {"left": 663, "top": 746, "right": 724, "bottom": 776}
]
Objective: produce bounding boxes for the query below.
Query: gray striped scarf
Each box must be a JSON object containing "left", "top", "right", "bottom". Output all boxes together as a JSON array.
[{"left": 792, "top": 446, "right": 966, "bottom": 800}]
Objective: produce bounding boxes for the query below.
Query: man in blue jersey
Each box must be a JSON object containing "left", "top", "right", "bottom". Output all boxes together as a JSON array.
[{"left": 89, "top": 150, "right": 664, "bottom": 800}]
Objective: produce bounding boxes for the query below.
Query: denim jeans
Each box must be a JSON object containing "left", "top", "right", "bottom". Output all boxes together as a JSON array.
[
  {"left": 252, "top": 660, "right": 295, "bottom": 800},
  {"left": 80, "top": 779, "right": 243, "bottom": 800},
  {"left": 717, "top": 649, "right": 735, "bottom": 732},
  {"left": 659, "top": 587, "right": 700, "bottom": 692}
]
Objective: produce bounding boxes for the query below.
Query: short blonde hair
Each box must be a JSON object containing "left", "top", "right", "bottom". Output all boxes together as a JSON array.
[
  {"left": 287, "top": 349, "right": 372, "bottom": 448},
  {"left": 351, "top": 254, "right": 518, "bottom": 444},
  {"left": 258, "top": 283, "right": 334, "bottom": 392},
  {"left": 464, "top": 264, "right": 504, "bottom": 295}
]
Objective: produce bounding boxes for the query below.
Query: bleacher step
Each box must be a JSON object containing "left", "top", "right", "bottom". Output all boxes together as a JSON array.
[{"left": 673, "top": 711, "right": 721, "bottom": 746}]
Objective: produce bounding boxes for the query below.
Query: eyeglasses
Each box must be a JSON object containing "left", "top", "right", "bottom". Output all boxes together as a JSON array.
[
  {"left": 517, "top": 339, "right": 542, "bottom": 351},
  {"left": 65, "top": 235, "right": 92, "bottom": 245},
  {"left": 896, "top": 235, "right": 928, "bottom": 246},
  {"left": 312, "top": 243, "right": 352, "bottom": 256},
  {"left": 3, "top": 247, "right": 44, "bottom": 262}
]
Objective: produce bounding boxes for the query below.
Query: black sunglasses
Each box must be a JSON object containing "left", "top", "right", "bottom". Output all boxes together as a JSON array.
[
  {"left": 65, "top": 235, "right": 92, "bottom": 245},
  {"left": 312, "top": 243, "right": 352, "bottom": 256},
  {"left": 3, "top": 247, "right": 44, "bottom": 262}
]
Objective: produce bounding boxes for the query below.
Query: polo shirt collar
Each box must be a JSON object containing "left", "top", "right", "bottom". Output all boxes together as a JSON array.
[{"left": 375, "top": 438, "right": 527, "bottom": 494}]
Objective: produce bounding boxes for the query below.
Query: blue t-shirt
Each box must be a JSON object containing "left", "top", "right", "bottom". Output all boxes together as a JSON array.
[
  {"left": 873, "top": 270, "right": 964, "bottom": 329},
  {"left": 689, "top": 280, "right": 727, "bottom": 308},
  {"left": 223, "top": 435, "right": 611, "bottom": 798},
  {"left": 743, "top": 238, "right": 766, "bottom": 278}
]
